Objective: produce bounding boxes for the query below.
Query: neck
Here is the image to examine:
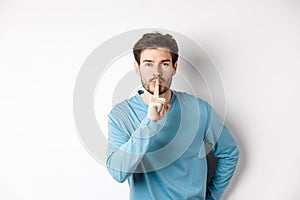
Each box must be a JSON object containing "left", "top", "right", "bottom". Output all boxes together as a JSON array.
[{"left": 141, "top": 89, "right": 172, "bottom": 105}]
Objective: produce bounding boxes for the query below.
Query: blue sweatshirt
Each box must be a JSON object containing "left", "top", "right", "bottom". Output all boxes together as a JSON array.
[{"left": 106, "top": 90, "right": 239, "bottom": 200}]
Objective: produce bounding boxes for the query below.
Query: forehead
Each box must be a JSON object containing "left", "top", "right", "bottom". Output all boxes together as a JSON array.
[{"left": 140, "top": 48, "right": 172, "bottom": 61}]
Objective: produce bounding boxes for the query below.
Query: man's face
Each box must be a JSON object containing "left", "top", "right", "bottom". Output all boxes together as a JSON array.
[{"left": 135, "top": 48, "right": 177, "bottom": 95}]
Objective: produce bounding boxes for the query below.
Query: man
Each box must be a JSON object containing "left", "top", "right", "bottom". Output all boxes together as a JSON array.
[{"left": 106, "top": 32, "right": 239, "bottom": 200}]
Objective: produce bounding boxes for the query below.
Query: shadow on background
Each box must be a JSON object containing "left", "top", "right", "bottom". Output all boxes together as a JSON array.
[{"left": 207, "top": 120, "right": 247, "bottom": 200}]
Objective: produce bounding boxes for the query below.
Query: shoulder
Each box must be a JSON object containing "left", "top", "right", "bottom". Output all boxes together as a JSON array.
[
  {"left": 110, "top": 99, "right": 130, "bottom": 115},
  {"left": 172, "top": 90, "right": 212, "bottom": 118},
  {"left": 172, "top": 90, "right": 208, "bottom": 107},
  {"left": 108, "top": 94, "right": 140, "bottom": 122}
]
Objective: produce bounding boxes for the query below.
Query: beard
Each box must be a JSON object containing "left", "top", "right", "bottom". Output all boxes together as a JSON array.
[{"left": 141, "top": 77, "right": 172, "bottom": 95}]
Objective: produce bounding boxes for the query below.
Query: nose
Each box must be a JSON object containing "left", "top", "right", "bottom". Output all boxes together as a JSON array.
[{"left": 152, "top": 64, "right": 162, "bottom": 77}]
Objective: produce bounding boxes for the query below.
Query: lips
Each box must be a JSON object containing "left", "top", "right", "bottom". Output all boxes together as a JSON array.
[
  {"left": 150, "top": 78, "right": 163, "bottom": 84},
  {"left": 152, "top": 79, "right": 158, "bottom": 84}
]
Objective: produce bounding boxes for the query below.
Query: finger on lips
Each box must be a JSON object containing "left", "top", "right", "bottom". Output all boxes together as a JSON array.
[
  {"left": 153, "top": 79, "right": 159, "bottom": 98},
  {"left": 150, "top": 78, "right": 171, "bottom": 118}
]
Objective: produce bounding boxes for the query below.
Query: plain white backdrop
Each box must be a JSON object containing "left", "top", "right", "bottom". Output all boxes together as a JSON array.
[{"left": 1, "top": 0, "right": 300, "bottom": 199}]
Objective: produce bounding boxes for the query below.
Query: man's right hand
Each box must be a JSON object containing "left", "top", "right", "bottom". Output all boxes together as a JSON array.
[{"left": 147, "top": 79, "right": 171, "bottom": 122}]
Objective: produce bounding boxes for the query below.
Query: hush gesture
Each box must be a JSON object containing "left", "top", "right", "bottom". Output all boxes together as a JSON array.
[{"left": 147, "top": 79, "right": 171, "bottom": 122}]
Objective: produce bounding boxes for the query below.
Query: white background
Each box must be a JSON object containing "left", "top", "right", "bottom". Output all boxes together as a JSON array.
[{"left": 1, "top": 0, "right": 300, "bottom": 199}]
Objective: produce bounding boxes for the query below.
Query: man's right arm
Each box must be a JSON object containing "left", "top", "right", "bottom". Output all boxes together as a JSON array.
[
  {"left": 106, "top": 113, "right": 162, "bottom": 183},
  {"left": 106, "top": 81, "right": 170, "bottom": 183}
]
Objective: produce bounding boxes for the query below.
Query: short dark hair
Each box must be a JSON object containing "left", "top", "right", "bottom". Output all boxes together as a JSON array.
[{"left": 133, "top": 32, "right": 179, "bottom": 65}]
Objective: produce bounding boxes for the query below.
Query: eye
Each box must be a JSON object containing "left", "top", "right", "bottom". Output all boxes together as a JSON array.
[
  {"left": 144, "top": 63, "right": 153, "bottom": 67},
  {"left": 162, "top": 62, "right": 170, "bottom": 67}
]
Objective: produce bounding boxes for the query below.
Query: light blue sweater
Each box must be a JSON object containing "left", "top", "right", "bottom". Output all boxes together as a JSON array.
[{"left": 106, "top": 90, "right": 239, "bottom": 200}]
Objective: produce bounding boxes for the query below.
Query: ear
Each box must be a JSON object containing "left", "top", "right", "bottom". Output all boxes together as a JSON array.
[
  {"left": 172, "top": 61, "right": 178, "bottom": 76},
  {"left": 134, "top": 61, "right": 140, "bottom": 76}
]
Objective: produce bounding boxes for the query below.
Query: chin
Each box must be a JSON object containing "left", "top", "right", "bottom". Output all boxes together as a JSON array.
[{"left": 146, "top": 88, "right": 169, "bottom": 95}]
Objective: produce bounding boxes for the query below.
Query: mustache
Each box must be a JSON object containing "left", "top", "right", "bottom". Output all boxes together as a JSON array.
[{"left": 149, "top": 77, "right": 165, "bottom": 83}]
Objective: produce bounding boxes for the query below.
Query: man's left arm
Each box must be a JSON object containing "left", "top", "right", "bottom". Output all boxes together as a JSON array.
[{"left": 204, "top": 103, "right": 240, "bottom": 200}]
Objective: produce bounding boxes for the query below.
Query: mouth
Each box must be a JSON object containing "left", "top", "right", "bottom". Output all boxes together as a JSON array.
[
  {"left": 150, "top": 78, "right": 164, "bottom": 84},
  {"left": 151, "top": 79, "right": 158, "bottom": 85}
]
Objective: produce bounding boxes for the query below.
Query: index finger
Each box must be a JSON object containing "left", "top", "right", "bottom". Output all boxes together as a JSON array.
[{"left": 153, "top": 79, "right": 159, "bottom": 98}]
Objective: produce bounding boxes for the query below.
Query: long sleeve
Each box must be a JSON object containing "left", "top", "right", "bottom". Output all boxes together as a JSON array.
[
  {"left": 106, "top": 110, "right": 163, "bottom": 183},
  {"left": 204, "top": 103, "right": 240, "bottom": 200}
]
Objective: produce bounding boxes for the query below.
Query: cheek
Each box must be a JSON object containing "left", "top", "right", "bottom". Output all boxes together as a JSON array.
[
  {"left": 164, "top": 70, "right": 175, "bottom": 78},
  {"left": 139, "top": 67, "right": 151, "bottom": 73},
  {"left": 139, "top": 72, "right": 149, "bottom": 82},
  {"left": 139, "top": 69, "right": 152, "bottom": 78}
]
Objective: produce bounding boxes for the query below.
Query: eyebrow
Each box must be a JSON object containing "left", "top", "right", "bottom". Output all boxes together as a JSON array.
[
  {"left": 142, "top": 59, "right": 171, "bottom": 63},
  {"left": 161, "top": 59, "right": 171, "bottom": 63},
  {"left": 142, "top": 59, "right": 154, "bottom": 63}
]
